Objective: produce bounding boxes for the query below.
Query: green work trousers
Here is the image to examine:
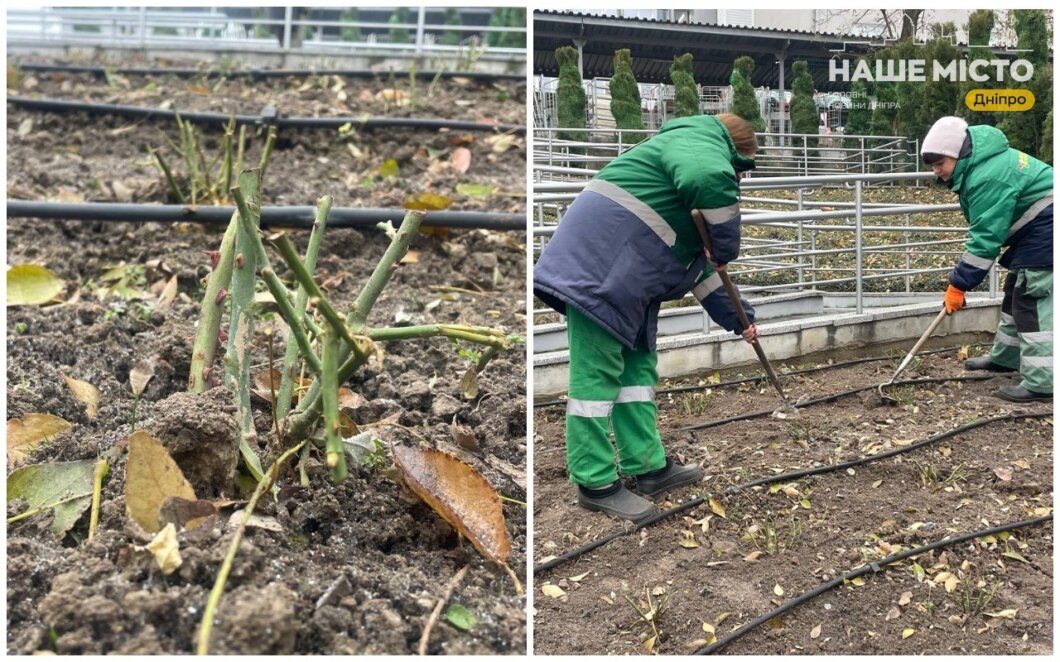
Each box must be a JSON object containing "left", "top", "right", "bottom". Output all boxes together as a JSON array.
[
  {"left": 564, "top": 308, "right": 666, "bottom": 488},
  {"left": 988, "top": 269, "right": 1053, "bottom": 393}
]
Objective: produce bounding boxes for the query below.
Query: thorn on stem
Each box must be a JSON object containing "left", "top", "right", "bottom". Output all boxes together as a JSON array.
[
  {"left": 203, "top": 250, "right": 221, "bottom": 270},
  {"left": 235, "top": 253, "right": 245, "bottom": 269},
  {"left": 216, "top": 288, "right": 229, "bottom": 305}
]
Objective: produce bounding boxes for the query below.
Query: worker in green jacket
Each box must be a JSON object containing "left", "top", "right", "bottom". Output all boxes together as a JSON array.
[
  {"left": 535, "top": 113, "right": 760, "bottom": 521},
  {"left": 921, "top": 116, "right": 1052, "bottom": 401}
]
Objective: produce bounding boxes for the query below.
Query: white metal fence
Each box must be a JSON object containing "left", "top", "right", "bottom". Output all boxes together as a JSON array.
[
  {"left": 6, "top": 7, "right": 526, "bottom": 58},
  {"left": 533, "top": 127, "right": 919, "bottom": 179}
]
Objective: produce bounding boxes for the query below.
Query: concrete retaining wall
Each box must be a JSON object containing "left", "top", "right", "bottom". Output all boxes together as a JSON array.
[{"left": 533, "top": 299, "right": 1000, "bottom": 397}]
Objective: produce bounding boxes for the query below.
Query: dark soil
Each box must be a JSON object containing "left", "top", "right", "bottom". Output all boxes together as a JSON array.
[
  {"left": 7, "top": 64, "right": 526, "bottom": 211},
  {"left": 533, "top": 346, "right": 1053, "bottom": 655},
  {"left": 7, "top": 59, "right": 527, "bottom": 656}
]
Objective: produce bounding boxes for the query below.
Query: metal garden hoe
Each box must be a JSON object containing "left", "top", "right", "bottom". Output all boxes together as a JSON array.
[
  {"left": 691, "top": 210, "right": 798, "bottom": 417},
  {"left": 877, "top": 307, "right": 949, "bottom": 404}
]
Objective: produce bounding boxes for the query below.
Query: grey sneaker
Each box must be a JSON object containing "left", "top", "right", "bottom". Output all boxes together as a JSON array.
[
  {"left": 996, "top": 384, "right": 1052, "bottom": 402},
  {"left": 965, "top": 356, "right": 1016, "bottom": 372},
  {"left": 635, "top": 461, "right": 705, "bottom": 498},
  {"left": 577, "top": 484, "right": 656, "bottom": 522}
]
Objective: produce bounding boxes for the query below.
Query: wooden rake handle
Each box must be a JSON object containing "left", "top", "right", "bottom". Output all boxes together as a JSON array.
[{"left": 691, "top": 210, "right": 791, "bottom": 408}]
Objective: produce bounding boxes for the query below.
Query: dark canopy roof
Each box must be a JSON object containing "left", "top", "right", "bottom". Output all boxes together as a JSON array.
[{"left": 534, "top": 10, "right": 1024, "bottom": 92}]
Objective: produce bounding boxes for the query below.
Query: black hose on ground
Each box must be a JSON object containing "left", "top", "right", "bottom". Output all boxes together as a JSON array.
[
  {"left": 6, "top": 200, "right": 526, "bottom": 231},
  {"left": 7, "top": 96, "right": 526, "bottom": 133},
  {"left": 533, "top": 410, "right": 1049, "bottom": 576},
  {"left": 696, "top": 513, "right": 1053, "bottom": 654},
  {"left": 534, "top": 345, "right": 984, "bottom": 409},
  {"left": 17, "top": 63, "right": 526, "bottom": 82},
  {"left": 678, "top": 373, "right": 998, "bottom": 432}
]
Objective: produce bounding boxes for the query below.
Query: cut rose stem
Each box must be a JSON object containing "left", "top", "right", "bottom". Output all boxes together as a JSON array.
[
  {"left": 275, "top": 195, "right": 331, "bottom": 421},
  {"left": 196, "top": 440, "right": 305, "bottom": 655},
  {"left": 188, "top": 213, "right": 238, "bottom": 393},
  {"left": 321, "top": 327, "right": 347, "bottom": 482},
  {"left": 226, "top": 169, "right": 266, "bottom": 484},
  {"left": 284, "top": 211, "right": 429, "bottom": 441}
]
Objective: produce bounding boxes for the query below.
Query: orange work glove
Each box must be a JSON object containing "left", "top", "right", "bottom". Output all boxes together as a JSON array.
[{"left": 943, "top": 284, "right": 966, "bottom": 315}]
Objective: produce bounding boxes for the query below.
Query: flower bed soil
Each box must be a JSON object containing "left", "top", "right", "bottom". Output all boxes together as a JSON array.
[
  {"left": 533, "top": 347, "right": 1052, "bottom": 655},
  {"left": 6, "top": 59, "right": 527, "bottom": 656}
]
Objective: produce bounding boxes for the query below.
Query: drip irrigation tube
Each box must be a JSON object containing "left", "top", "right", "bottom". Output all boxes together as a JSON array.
[
  {"left": 534, "top": 345, "right": 982, "bottom": 409},
  {"left": 7, "top": 96, "right": 526, "bottom": 133},
  {"left": 533, "top": 410, "right": 1049, "bottom": 576},
  {"left": 696, "top": 514, "right": 1053, "bottom": 654},
  {"left": 6, "top": 201, "right": 526, "bottom": 231},
  {"left": 678, "top": 374, "right": 997, "bottom": 432},
  {"left": 17, "top": 63, "right": 526, "bottom": 82}
]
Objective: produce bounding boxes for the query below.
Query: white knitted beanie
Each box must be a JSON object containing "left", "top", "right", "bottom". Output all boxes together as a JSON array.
[{"left": 921, "top": 116, "right": 969, "bottom": 161}]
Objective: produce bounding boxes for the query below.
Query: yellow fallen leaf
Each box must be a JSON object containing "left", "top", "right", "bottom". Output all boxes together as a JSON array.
[
  {"left": 709, "top": 497, "right": 726, "bottom": 518},
  {"left": 541, "top": 584, "right": 566, "bottom": 598},
  {"left": 850, "top": 577, "right": 866, "bottom": 587},
  {"left": 984, "top": 608, "right": 1018, "bottom": 619},
  {"left": 63, "top": 375, "right": 100, "bottom": 419},
  {"left": 810, "top": 623, "right": 822, "bottom": 639},
  {"left": 743, "top": 550, "right": 763, "bottom": 562},
  {"left": 715, "top": 612, "right": 731, "bottom": 625},
  {"left": 125, "top": 430, "right": 197, "bottom": 533},
  {"left": 644, "top": 635, "right": 656, "bottom": 652},
  {"left": 7, "top": 413, "right": 72, "bottom": 468},
  {"left": 679, "top": 538, "right": 700, "bottom": 548},
  {"left": 7, "top": 264, "right": 65, "bottom": 306},
  {"left": 143, "top": 522, "right": 182, "bottom": 575},
  {"left": 569, "top": 572, "right": 590, "bottom": 582},
  {"left": 902, "top": 628, "right": 915, "bottom": 639},
  {"left": 702, "top": 622, "right": 716, "bottom": 634},
  {"left": 773, "top": 583, "right": 784, "bottom": 597},
  {"left": 872, "top": 479, "right": 884, "bottom": 488},
  {"left": 944, "top": 575, "right": 959, "bottom": 593},
  {"left": 782, "top": 485, "right": 801, "bottom": 498}
]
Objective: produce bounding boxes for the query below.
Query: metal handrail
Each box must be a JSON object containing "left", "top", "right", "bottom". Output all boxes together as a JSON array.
[{"left": 7, "top": 6, "right": 527, "bottom": 59}]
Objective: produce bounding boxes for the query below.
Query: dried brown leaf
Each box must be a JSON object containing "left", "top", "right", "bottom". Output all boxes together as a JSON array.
[
  {"left": 158, "top": 496, "right": 217, "bottom": 530},
  {"left": 130, "top": 360, "right": 155, "bottom": 398},
  {"left": 63, "top": 375, "right": 100, "bottom": 419},
  {"left": 157, "top": 275, "right": 178, "bottom": 309},
  {"left": 7, "top": 413, "right": 72, "bottom": 468},
  {"left": 391, "top": 445, "right": 511, "bottom": 565},
  {"left": 125, "top": 430, "right": 197, "bottom": 533}
]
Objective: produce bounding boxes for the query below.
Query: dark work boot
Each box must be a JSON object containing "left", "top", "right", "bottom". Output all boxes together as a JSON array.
[
  {"left": 996, "top": 384, "right": 1052, "bottom": 402},
  {"left": 634, "top": 458, "right": 705, "bottom": 498},
  {"left": 577, "top": 482, "right": 656, "bottom": 522},
  {"left": 965, "top": 356, "right": 1017, "bottom": 372}
]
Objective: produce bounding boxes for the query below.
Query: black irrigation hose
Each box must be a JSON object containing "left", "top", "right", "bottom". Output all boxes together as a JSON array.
[
  {"left": 17, "top": 63, "right": 526, "bottom": 82},
  {"left": 678, "top": 374, "right": 998, "bottom": 432},
  {"left": 534, "top": 345, "right": 983, "bottom": 409},
  {"left": 696, "top": 513, "right": 1054, "bottom": 654},
  {"left": 7, "top": 96, "right": 526, "bottom": 133},
  {"left": 6, "top": 201, "right": 526, "bottom": 231},
  {"left": 533, "top": 410, "right": 1049, "bottom": 576}
]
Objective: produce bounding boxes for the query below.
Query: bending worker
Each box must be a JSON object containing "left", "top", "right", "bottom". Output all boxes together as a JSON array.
[
  {"left": 534, "top": 113, "right": 759, "bottom": 522},
  {"left": 921, "top": 116, "right": 1052, "bottom": 402}
]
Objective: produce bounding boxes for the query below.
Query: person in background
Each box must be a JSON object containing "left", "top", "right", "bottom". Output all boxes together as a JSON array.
[
  {"left": 921, "top": 116, "right": 1052, "bottom": 402},
  {"left": 534, "top": 113, "right": 759, "bottom": 522}
]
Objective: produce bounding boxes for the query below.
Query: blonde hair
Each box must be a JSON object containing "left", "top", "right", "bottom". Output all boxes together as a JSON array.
[{"left": 716, "top": 113, "right": 758, "bottom": 157}]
